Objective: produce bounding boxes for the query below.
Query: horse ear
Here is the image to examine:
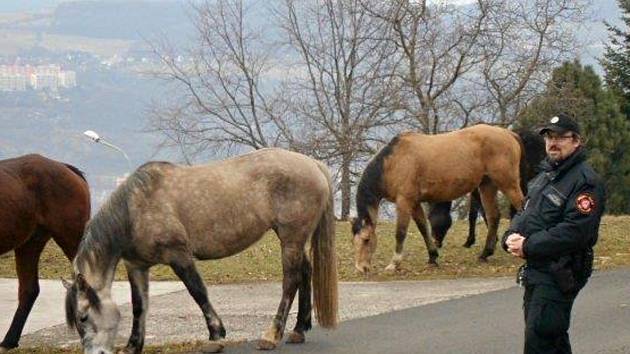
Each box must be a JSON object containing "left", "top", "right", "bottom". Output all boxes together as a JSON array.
[
  {"left": 76, "top": 274, "right": 89, "bottom": 292},
  {"left": 61, "top": 278, "right": 72, "bottom": 290}
]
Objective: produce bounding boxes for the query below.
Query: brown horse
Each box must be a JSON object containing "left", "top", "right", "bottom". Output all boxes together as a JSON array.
[
  {"left": 351, "top": 124, "right": 525, "bottom": 273},
  {"left": 0, "top": 154, "right": 90, "bottom": 352},
  {"left": 63, "top": 148, "right": 338, "bottom": 354}
]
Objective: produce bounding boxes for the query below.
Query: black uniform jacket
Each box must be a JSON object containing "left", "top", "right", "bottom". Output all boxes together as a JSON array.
[{"left": 501, "top": 147, "right": 606, "bottom": 285}]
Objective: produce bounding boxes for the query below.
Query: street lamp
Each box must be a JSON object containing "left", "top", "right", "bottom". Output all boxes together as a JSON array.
[{"left": 83, "top": 130, "right": 132, "bottom": 172}]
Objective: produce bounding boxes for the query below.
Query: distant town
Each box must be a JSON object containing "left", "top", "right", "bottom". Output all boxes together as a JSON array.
[{"left": 0, "top": 64, "right": 76, "bottom": 91}]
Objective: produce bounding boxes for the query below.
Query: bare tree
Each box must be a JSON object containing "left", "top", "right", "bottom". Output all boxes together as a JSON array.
[
  {"left": 473, "top": 0, "right": 590, "bottom": 125},
  {"left": 149, "top": 0, "right": 292, "bottom": 158},
  {"left": 363, "top": 0, "right": 491, "bottom": 133},
  {"left": 278, "top": 0, "right": 402, "bottom": 219},
  {"left": 364, "top": 0, "right": 589, "bottom": 132}
]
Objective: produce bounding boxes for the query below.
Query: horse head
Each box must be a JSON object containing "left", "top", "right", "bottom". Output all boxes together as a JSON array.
[
  {"left": 63, "top": 274, "right": 120, "bottom": 354},
  {"left": 351, "top": 217, "right": 377, "bottom": 274}
]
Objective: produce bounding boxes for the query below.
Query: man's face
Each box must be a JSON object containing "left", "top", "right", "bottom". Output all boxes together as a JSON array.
[{"left": 544, "top": 131, "right": 580, "bottom": 162}]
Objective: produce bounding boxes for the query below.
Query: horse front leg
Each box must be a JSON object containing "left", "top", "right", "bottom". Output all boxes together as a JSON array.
[
  {"left": 385, "top": 202, "right": 412, "bottom": 271},
  {"left": 412, "top": 205, "right": 439, "bottom": 265},
  {"left": 0, "top": 231, "right": 48, "bottom": 352},
  {"left": 170, "top": 260, "right": 226, "bottom": 352},
  {"left": 118, "top": 263, "right": 149, "bottom": 354},
  {"left": 258, "top": 244, "right": 303, "bottom": 350}
]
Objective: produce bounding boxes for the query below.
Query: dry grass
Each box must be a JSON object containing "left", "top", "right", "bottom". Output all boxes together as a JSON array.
[
  {"left": 10, "top": 340, "right": 240, "bottom": 354},
  {"left": 1, "top": 216, "right": 628, "bottom": 283}
]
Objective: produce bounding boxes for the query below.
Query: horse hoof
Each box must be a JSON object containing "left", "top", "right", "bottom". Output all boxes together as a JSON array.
[
  {"left": 463, "top": 241, "right": 474, "bottom": 248},
  {"left": 286, "top": 331, "right": 305, "bottom": 344},
  {"left": 209, "top": 324, "right": 227, "bottom": 340},
  {"left": 479, "top": 249, "right": 494, "bottom": 261},
  {"left": 256, "top": 339, "right": 277, "bottom": 350},
  {"left": 427, "top": 261, "right": 439, "bottom": 268},
  {"left": 201, "top": 342, "right": 225, "bottom": 353},
  {"left": 384, "top": 263, "right": 399, "bottom": 272}
]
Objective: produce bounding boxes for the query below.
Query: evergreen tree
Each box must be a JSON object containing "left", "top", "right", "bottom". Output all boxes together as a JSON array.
[
  {"left": 518, "top": 60, "right": 630, "bottom": 214},
  {"left": 601, "top": 0, "right": 630, "bottom": 116}
]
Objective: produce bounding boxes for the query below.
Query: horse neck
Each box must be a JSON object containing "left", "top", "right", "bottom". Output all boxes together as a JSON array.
[{"left": 73, "top": 231, "right": 122, "bottom": 295}]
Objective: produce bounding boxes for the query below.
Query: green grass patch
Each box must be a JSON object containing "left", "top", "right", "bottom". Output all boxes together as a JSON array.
[{"left": 1, "top": 216, "right": 628, "bottom": 283}]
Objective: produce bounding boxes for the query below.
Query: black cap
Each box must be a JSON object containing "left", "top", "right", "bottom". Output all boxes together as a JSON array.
[{"left": 537, "top": 113, "right": 581, "bottom": 136}]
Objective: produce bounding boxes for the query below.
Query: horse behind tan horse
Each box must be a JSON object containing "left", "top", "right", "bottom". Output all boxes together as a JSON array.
[
  {"left": 64, "top": 148, "right": 338, "bottom": 354},
  {"left": 352, "top": 124, "right": 524, "bottom": 273}
]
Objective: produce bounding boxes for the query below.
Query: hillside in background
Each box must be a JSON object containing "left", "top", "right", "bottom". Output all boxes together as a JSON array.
[
  {"left": 0, "top": 0, "right": 626, "bottom": 210},
  {"left": 50, "top": 1, "right": 192, "bottom": 41}
]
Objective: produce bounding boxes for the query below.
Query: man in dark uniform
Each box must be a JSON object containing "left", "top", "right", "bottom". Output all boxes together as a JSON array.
[{"left": 501, "top": 113, "right": 606, "bottom": 354}]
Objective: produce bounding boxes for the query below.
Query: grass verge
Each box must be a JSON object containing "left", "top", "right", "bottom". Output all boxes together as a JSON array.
[{"left": 1, "top": 216, "right": 629, "bottom": 283}]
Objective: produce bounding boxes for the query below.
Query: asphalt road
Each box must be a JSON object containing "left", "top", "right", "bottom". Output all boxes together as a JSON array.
[
  {"left": 228, "top": 268, "right": 630, "bottom": 354},
  {"left": 14, "top": 276, "right": 514, "bottom": 348}
]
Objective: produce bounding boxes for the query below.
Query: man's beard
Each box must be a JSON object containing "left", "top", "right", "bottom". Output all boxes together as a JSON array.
[{"left": 548, "top": 149, "right": 562, "bottom": 162}]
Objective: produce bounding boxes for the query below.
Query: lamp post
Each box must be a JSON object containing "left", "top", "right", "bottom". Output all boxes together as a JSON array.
[{"left": 83, "top": 130, "right": 132, "bottom": 173}]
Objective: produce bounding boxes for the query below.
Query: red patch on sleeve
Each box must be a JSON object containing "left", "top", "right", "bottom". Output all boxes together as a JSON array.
[{"left": 575, "top": 193, "right": 595, "bottom": 215}]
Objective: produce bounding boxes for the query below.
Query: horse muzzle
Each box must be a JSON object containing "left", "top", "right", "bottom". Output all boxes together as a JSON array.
[
  {"left": 84, "top": 346, "right": 113, "bottom": 354},
  {"left": 354, "top": 262, "right": 371, "bottom": 274}
]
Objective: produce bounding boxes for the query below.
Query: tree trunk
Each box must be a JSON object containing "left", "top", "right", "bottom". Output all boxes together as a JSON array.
[{"left": 340, "top": 153, "right": 352, "bottom": 220}]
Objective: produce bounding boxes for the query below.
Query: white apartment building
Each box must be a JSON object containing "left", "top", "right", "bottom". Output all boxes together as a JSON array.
[{"left": 0, "top": 64, "right": 77, "bottom": 91}]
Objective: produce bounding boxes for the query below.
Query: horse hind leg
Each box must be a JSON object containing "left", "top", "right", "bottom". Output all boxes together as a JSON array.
[
  {"left": 286, "top": 257, "right": 312, "bottom": 345},
  {"left": 464, "top": 189, "right": 483, "bottom": 248},
  {"left": 119, "top": 262, "right": 149, "bottom": 354},
  {"left": 258, "top": 238, "right": 305, "bottom": 350},
  {"left": 0, "top": 228, "right": 50, "bottom": 351},
  {"left": 412, "top": 205, "right": 439, "bottom": 265},
  {"left": 478, "top": 181, "right": 500, "bottom": 262},
  {"left": 170, "top": 258, "right": 226, "bottom": 350},
  {"left": 428, "top": 201, "right": 452, "bottom": 248},
  {"left": 50, "top": 222, "right": 85, "bottom": 261}
]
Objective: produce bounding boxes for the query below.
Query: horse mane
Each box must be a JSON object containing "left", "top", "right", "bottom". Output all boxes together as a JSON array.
[
  {"left": 75, "top": 161, "right": 173, "bottom": 271},
  {"left": 63, "top": 163, "right": 87, "bottom": 183},
  {"left": 353, "top": 136, "right": 400, "bottom": 233}
]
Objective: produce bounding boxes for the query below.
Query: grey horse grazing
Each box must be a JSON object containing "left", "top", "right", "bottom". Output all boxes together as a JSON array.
[{"left": 63, "top": 148, "right": 338, "bottom": 354}]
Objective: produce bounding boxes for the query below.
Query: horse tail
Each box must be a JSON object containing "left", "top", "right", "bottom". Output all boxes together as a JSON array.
[
  {"left": 62, "top": 163, "right": 91, "bottom": 224},
  {"left": 63, "top": 163, "right": 88, "bottom": 183},
  {"left": 506, "top": 131, "right": 525, "bottom": 189},
  {"left": 310, "top": 162, "right": 338, "bottom": 329},
  {"left": 506, "top": 130, "right": 528, "bottom": 216}
]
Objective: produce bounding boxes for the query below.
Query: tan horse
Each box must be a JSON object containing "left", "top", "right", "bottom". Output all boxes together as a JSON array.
[
  {"left": 63, "top": 148, "right": 338, "bottom": 354},
  {"left": 351, "top": 124, "right": 524, "bottom": 273}
]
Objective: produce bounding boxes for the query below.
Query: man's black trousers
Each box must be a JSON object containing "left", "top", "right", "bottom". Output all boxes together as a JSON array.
[{"left": 523, "top": 283, "right": 578, "bottom": 354}]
